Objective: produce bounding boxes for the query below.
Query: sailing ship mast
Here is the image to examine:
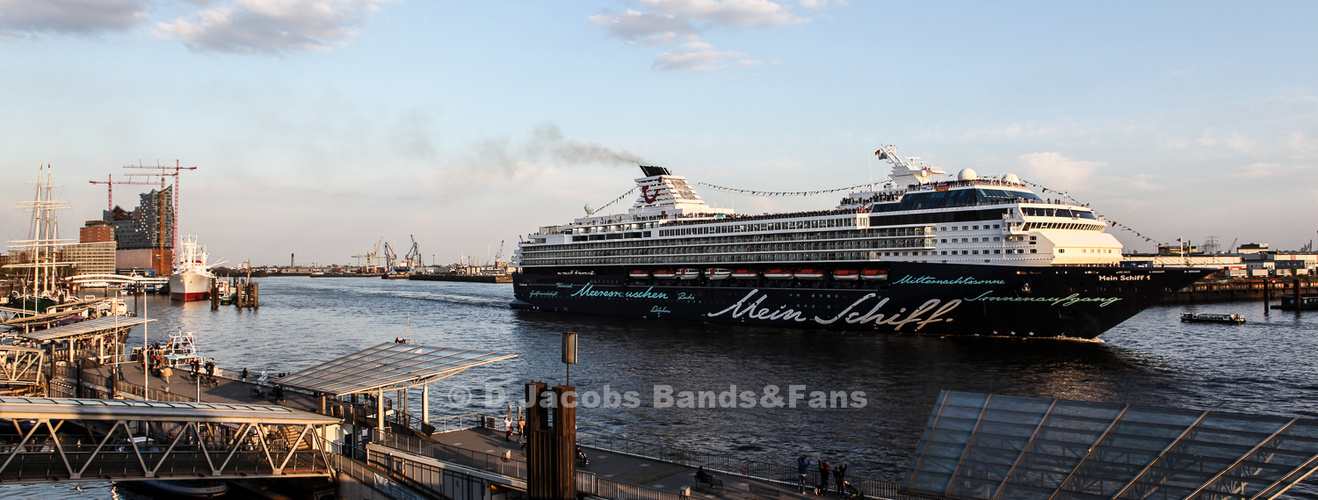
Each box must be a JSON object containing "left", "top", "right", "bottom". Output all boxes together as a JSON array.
[{"left": 7, "top": 164, "right": 75, "bottom": 301}]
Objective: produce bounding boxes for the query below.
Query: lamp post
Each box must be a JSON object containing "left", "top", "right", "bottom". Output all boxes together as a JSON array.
[{"left": 142, "top": 289, "right": 149, "bottom": 401}]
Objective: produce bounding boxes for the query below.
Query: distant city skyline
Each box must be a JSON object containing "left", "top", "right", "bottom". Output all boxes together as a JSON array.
[{"left": 3, "top": 1, "right": 1316, "bottom": 265}]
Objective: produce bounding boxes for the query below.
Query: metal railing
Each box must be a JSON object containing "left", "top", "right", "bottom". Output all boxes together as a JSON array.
[
  {"left": 371, "top": 429, "right": 527, "bottom": 479},
  {"left": 577, "top": 470, "right": 684, "bottom": 500},
  {"left": 575, "top": 429, "right": 929, "bottom": 500}
]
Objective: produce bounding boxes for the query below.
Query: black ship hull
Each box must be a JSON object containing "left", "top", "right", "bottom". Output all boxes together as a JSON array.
[{"left": 511, "top": 263, "right": 1208, "bottom": 339}]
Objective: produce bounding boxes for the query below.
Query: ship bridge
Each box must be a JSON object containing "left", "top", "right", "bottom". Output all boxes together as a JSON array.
[{"left": 0, "top": 397, "right": 339, "bottom": 484}]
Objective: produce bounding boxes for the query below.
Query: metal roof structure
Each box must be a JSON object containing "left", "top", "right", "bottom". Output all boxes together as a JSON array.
[
  {"left": 275, "top": 342, "right": 516, "bottom": 396},
  {"left": 0, "top": 345, "right": 43, "bottom": 385},
  {"left": 20, "top": 316, "right": 153, "bottom": 342},
  {"left": 902, "top": 391, "right": 1318, "bottom": 500},
  {"left": 0, "top": 396, "right": 340, "bottom": 424}
]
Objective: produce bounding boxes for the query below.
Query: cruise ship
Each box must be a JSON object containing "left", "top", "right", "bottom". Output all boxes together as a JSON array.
[{"left": 511, "top": 147, "right": 1206, "bottom": 339}]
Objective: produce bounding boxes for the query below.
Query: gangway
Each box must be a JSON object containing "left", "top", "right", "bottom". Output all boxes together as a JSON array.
[{"left": 0, "top": 397, "right": 340, "bottom": 484}]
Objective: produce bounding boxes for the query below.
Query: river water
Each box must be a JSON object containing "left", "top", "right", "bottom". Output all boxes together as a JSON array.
[{"left": 7, "top": 277, "right": 1318, "bottom": 499}]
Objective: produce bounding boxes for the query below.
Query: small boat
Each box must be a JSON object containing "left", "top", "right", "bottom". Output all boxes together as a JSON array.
[
  {"left": 676, "top": 268, "right": 702, "bottom": 280},
  {"left": 1180, "top": 313, "right": 1246, "bottom": 324},
  {"left": 705, "top": 268, "right": 732, "bottom": 280},
  {"left": 833, "top": 269, "right": 859, "bottom": 281},
  {"left": 796, "top": 269, "right": 825, "bottom": 280},
  {"left": 731, "top": 269, "right": 759, "bottom": 279},
  {"left": 629, "top": 270, "right": 651, "bottom": 279},
  {"left": 860, "top": 269, "right": 890, "bottom": 281},
  {"left": 763, "top": 269, "right": 794, "bottom": 280},
  {"left": 653, "top": 269, "right": 677, "bottom": 279}
]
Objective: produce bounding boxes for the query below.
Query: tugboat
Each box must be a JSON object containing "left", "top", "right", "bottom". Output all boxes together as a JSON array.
[{"left": 1180, "top": 313, "right": 1247, "bottom": 324}]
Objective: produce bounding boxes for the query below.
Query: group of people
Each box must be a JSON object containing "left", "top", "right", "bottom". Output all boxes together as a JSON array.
[
  {"left": 797, "top": 455, "right": 860, "bottom": 498},
  {"left": 503, "top": 415, "right": 527, "bottom": 445}
]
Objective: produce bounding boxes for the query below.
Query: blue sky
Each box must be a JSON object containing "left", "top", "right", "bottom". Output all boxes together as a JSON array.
[{"left": 2, "top": 0, "right": 1316, "bottom": 265}]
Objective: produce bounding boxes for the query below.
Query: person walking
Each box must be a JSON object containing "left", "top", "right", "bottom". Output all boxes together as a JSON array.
[
  {"left": 797, "top": 454, "right": 812, "bottom": 492},
  {"left": 161, "top": 365, "right": 172, "bottom": 384},
  {"left": 504, "top": 415, "right": 513, "bottom": 441},
  {"left": 241, "top": 367, "right": 248, "bottom": 381},
  {"left": 834, "top": 461, "right": 847, "bottom": 496},
  {"left": 818, "top": 458, "right": 830, "bottom": 495},
  {"left": 518, "top": 416, "right": 526, "bottom": 441}
]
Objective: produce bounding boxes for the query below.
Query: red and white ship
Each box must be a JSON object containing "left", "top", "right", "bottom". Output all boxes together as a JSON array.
[{"left": 169, "top": 235, "right": 223, "bottom": 301}]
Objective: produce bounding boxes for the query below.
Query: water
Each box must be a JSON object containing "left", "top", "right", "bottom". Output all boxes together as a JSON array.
[{"left": 8, "top": 277, "right": 1318, "bottom": 499}]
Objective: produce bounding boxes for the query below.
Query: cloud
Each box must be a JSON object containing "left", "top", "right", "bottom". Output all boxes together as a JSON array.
[
  {"left": 639, "top": 0, "right": 807, "bottom": 27},
  {"left": 0, "top": 0, "right": 149, "bottom": 36},
  {"left": 589, "top": 9, "right": 697, "bottom": 44},
  {"left": 155, "top": 0, "right": 392, "bottom": 54},
  {"left": 1015, "top": 152, "right": 1104, "bottom": 191},
  {"left": 653, "top": 46, "right": 749, "bottom": 72},
  {"left": 593, "top": 0, "right": 826, "bottom": 72}
]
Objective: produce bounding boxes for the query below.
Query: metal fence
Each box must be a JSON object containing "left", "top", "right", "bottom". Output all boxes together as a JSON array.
[
  {"left": 372, "top": 429, "right": 528, "bottom": 480},
  {"left": 577, "top": 470, "right": 685, "bottom": 500}
]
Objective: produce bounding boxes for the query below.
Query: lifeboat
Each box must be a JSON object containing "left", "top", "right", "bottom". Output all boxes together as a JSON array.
[
  {"left": 833, "top": 269, "right": 859, "bottom": 281},
  {"left": 629, "top": 270, "right": 651, "bottom": 279},
  {"left": 763, "top": 269, "right": 794, "bottom": 280},
  {"left": 860, "top": 269, "right": 890, "bottom": 281},
  {"left": 731, "top": 269, "right": 759, "bottom": 279},
  {"left": 705, "top": 268, "right": 732, "bottom": 280},
  {"left": 653, "top": 269, "right": 677, "bottom": 279},
  {"left": 796, "top": 269, "right": 825, "bottom": 280},
  {"left": 676, "top": 268, "right": 702, "bottom": 280}
]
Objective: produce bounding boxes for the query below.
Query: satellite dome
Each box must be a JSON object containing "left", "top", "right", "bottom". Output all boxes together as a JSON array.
[
  {"left": 956, "top": 168, "right": 979, "bottom": 181},
  {"left": 584, "top": 203, "right": 595, "bottom": 215},
  {"left": 1003, "top": 173, "right": 1021, "bottom": 184}
]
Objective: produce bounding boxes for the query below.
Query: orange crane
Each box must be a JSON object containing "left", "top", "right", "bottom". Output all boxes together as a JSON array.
[{"left": 89, "top": 160, "right": 197, "bottom": 275}]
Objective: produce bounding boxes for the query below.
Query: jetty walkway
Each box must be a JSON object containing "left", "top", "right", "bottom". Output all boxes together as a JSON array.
[{"left": 49, "top": 360, "right": 924, "bottom": 500}]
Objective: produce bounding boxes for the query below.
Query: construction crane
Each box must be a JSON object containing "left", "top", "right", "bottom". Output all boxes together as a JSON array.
[
  {"left": 351, "top": 238, "right": 384, "bottom": 271},
  {"left": 493, "top": 240, "right": 505, "bottom": 264},
  {"left": 89, "top": 161, "right": 196, "bottom": 275}
]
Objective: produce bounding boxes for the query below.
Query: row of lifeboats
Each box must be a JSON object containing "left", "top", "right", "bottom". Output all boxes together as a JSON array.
[{"left": 629, "top": 268, "right": 890, "bottom": 281}]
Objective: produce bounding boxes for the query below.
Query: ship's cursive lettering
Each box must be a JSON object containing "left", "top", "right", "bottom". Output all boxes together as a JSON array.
[
  {"left": 964, "top": 291, "right": 1122, "bottom": 307},
  {"left": 893, "top": 275, "right": 1006, "bottom": 285},
  {"left": 650, "top": 306, "right": 671, "bottom": 314},
  {"left": 706, "top": 290, "right": 961, "bottom": 331}
]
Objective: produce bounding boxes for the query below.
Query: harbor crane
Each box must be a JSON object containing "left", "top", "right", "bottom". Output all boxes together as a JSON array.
[{"left": 404, "top": 235, "right": 424, "bottom": 272}]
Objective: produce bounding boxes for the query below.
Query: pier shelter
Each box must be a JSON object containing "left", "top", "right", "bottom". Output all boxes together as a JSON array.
[
  {"left": 902, "top": 391, "right": 1318, "bottom": 500},
  {"left": 19, "top": 316, "right": 153, "bottom": 363},
  {"left": 275, "top": 342, "right": 516, "bottom": 431}
]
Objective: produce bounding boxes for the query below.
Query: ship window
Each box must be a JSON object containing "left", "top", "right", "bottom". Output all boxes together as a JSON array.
[
  {"left": 1059, "top": 249, "right": 1065, "bottom": 253},
  {"left": 1031, "top": 249, "right": 1037, "bottom": 253},
  {"left": 994, "top": 224, "right": 1000, "bottom": 228},
  {"left": 973, "top": 226, "right": 979, "bottom": 230},
  {"left": 994, "top": 250, "right": 1001, "bottom": 254},
  {"left": 972, "top": 238, "right": 979, "bottom": 242},
  {"left": 941, "top": 251, "right": 947, "bottom": 255},
  {"left": 940, "top": 239, "right": 946, "bottom": 243},
  {"left": 972, "top": 250, "right": 979, "bottom": 254}
]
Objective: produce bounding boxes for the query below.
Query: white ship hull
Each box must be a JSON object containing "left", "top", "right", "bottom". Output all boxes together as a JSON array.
[{"left": 169, "top": 270, "right": 211, "bottom": 301}]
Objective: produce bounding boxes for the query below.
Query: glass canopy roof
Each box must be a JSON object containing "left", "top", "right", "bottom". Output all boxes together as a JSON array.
[
  {"left": 902, "top": 391, "right": 1318, "bottom": 500},
  {"left": 275, "top": 342, "right": 516, "bottom": 396}
]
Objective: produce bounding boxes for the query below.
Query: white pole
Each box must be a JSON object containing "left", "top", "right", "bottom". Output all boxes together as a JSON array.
[
  {"left": 142, "top": 291, "right": 148, "bottom": 400},
  {"left": 422, "top": 383, "right": 430, "bottom": 425}
]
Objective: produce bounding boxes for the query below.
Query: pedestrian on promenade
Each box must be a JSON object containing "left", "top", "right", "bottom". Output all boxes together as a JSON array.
[
  {"left": 834, "top": 461, "right": 847, "bottom": 495},
  {"left": 161, "top": 365, "right": 172, "bottom": 384},
  {"left": 241, "top": 367, "right": 248, "bottom": 381},
  {"left": 797, "top": 454, "right": 812, "bottom": 492},
  {"left": 819, "top": 458, "right": 830, "bottom": 495},
  {"left": 518, "top": 416, "right": 526, "bottom": 440},
  {"left": 505, "top": 416, "right": 512, "bottom": 441}
]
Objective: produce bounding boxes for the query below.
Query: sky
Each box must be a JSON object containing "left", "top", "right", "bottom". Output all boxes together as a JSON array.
[{"left": 2, "top": 0, "right": 1317, "bottom": 266}]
